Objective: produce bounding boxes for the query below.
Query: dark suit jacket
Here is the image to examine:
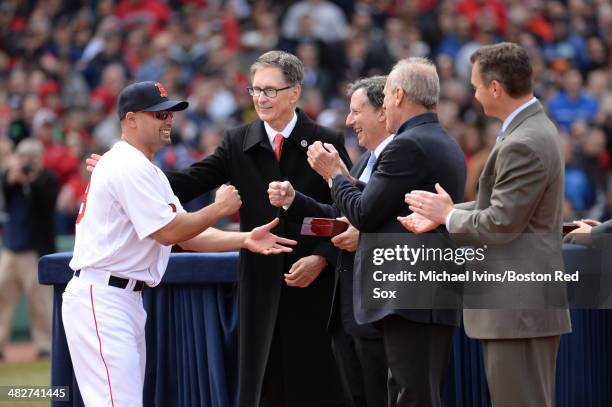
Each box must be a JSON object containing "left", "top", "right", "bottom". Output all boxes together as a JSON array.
[
  {"left": 285, "top": 151, "right": 381, "bottom": 339},
  {"left": 331, "top": 113, "right": 466, "bottom": 326},
  {"left": 166, "top": 109, "right": 351, "bottom": 407}
]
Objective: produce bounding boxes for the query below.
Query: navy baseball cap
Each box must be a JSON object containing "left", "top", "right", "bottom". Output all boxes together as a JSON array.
[{"left": 117, "top": 81, "right": 189, "bottom": 119}]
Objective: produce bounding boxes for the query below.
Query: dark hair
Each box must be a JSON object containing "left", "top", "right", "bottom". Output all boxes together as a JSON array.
[
  {"left": 470, "top": 42, "right": 533, "bottom": 98},
  {"left": 249, "top": 50, "right": 304, "bottom": 86},
  {"left": 347, "top": 76, "right": 386, "bottom": 109}
]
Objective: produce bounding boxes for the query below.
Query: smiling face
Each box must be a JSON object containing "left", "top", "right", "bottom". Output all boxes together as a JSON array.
[
  {"left": 127, "top": 110, "right": 174, "bottom": 157},
  {"left": 251, "top": 66, "right": 300, "bottom": 131},
  {"left": 345, "top": 88, "right": 386, "bottom": 150},
  {"left": 470, "top": 62, "right": 496, "bottom": 118}
]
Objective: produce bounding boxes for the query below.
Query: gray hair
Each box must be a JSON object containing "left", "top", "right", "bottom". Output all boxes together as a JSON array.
[
  {"left": 387, "top": 57, "right": 439, "bottom": 109},
  {"left": 250, "top": 50, "right": 304, "bottom": 86},
  {"left": 16, "top": 138, "right": 43, "bottom": 158},
  {"left": 347, "top": 76, "right": 386, "bottom": 109}
]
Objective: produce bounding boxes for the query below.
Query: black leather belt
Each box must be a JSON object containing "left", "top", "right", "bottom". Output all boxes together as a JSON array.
[{"left": 75, "top": 270, "right": 145, "bottom": 292}]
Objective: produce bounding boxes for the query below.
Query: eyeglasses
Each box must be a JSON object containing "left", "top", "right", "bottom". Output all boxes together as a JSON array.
[
  {"left": 147, "top": 111, "right": 174, "bottom": 120},
  {"left": 247, "top": 86, "right": 293, "bottom": 98}
]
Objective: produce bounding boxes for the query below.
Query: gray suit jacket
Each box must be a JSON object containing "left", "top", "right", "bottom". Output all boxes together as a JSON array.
[{"left": 449, "top": 101, "right": 572, "bottom": 339}]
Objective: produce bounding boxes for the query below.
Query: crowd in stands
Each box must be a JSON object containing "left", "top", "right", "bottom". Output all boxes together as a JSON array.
[{"left": 0, "top": 0, "right": 610, "bottom": 236}]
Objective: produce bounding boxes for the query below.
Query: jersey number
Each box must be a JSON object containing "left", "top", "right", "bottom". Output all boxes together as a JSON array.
[{"left": 76, "top": 183, "right": 90, "bottom": 224}]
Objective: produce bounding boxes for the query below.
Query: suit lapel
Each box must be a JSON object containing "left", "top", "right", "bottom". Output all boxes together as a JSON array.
[
  {"left": 282, "top": 110, "right": 321, "bottom": 180},
  {"left": 243, "top": 119, "right": 273, "bottom": 154},
  {"left": 286, "top": 109, "right": 318, "bottom": 154}
]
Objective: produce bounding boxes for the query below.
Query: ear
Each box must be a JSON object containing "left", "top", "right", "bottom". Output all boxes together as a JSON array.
[
  {"left": 491, "top": 80, "right": 502, "bottom": 99},
  {"left": 377, "top": 107, "right": 386, "bottom": 123},
  {"left": 124, "top": 112, "right": 138, "bottom": 129},
  {"left": 290, "top": 84, "right": 302, "bottom": 104},
  {"left": 394, "top": 87, "right": 403, "bottom": 107}
]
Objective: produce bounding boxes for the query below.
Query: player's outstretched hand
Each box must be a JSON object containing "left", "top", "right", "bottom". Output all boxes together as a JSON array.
[
  {"left": 214, "top": 184, "right": 242, "bottom": 216},
  {"left": 244, "top": 218, "right": 297, "bottom": 255},
  {"left": 86, "top": 153, "right": 101, "bottom": 172}
]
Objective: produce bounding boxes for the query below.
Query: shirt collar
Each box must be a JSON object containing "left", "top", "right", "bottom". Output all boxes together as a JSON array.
[
  {"left": 373, "top": 134, "right": 394, "bottom": 159},
  {"left": 264, "top": 112, "right": 298, "bottom": 148},
  {"left": 501, "top": 97, "right": 537, "bottom": 133}
]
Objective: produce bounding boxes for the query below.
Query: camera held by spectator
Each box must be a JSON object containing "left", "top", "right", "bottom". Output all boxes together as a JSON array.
[{"left": 6, "top": 139, "right": 44, "bottom": 186}]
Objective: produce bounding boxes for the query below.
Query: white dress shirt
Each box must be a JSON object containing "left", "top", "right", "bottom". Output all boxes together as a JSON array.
[{"left": 264, "top": 112, "right": 298, "bottom": 148}]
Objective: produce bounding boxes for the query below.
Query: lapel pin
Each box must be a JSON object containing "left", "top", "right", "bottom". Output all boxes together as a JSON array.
[{"left": 300, "top": 140, "right": 308, "bottom": 148}]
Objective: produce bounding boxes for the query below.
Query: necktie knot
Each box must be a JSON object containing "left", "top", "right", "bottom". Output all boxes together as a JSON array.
[{"left": 274, "top": 133, "right": 284, "bottom": 161}]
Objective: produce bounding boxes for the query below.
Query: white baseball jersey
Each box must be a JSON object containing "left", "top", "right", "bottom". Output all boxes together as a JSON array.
[{"left": 69, "top": 140, "right": 185, "bottom": 286}]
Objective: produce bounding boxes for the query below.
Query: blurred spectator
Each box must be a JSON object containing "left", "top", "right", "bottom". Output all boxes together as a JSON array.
[
  {"left": 435, "top": 13, "right": 469, "bottom": 60},
  {"left": 115, "top": 0, "right": 172, "bottom": 34},
  {"left": 136, "top": 30, "right": 172, "bottom": 82},
  {"left": 296, "top": 42, "right": 334, "bottom": 98},
  {"left": 81, "top": 29, "right": 128, "bottom": 89},
  {"left": 564, "top": 135, "right": 594, "bottom": 215},
  {"left": 548, "top": 69, "right": 599, "bottom": 131},
  {"left": 0, "top": 138, "right": 59, "bottom": 360},
  {"left": 90, "top": 62, "right": 128, "bottom": 114},
  {"left": 241, "top": 10, "right": 280, "bottom": 57},
  {"left": 281, "top": 0, "right": 348, "bottom": 44},
  {"left": 0, "top": 0, "right": 607, "bottom": 241},
  {"left": 542, "top": 2, "right": 588, "bottom": 70},
  {"left": 32, "top": 109, "right": 79, "bottom": 184},
  {"left": 456, "top": 0, "right": 507, "bottom": 35}
]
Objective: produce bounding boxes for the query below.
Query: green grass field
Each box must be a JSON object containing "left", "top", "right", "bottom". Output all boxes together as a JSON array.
[{"left": 0, "top": 359, "right": 51, "bottom": 406}]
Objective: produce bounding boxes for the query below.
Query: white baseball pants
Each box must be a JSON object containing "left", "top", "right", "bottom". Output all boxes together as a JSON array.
[{"left": 62, "top": 270, "right": 147, "bottom": 407}]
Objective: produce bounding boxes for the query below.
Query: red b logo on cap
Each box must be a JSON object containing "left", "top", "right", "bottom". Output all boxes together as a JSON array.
[{"left": 155, "top": 82, "right": 168, "bottom": 97}]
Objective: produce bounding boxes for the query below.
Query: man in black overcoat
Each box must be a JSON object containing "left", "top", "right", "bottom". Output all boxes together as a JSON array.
[{"left": 166, "top": 51, "right": 351, "bottom": 407}]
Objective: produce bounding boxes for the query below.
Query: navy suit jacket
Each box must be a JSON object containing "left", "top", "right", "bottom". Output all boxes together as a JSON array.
[
  {"left": 331, "top": 113, "right": 466, "bottom": 326},
  {"left": 284, "top": 151, "right": 381, "bottom": 339}
]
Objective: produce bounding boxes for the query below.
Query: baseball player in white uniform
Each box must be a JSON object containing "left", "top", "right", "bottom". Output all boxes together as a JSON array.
[{"left": 62, "top": 81, "right": 295, "bottom": 407}]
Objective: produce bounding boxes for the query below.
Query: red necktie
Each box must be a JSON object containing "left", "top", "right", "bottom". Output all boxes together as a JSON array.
[{"left": 274, "top": 133, "right": 284, "bottom": 161}]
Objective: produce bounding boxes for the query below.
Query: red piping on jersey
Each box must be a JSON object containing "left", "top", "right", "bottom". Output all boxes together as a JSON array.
[{"left": 90, "top": 285, "right": 116, "bottom": 407}]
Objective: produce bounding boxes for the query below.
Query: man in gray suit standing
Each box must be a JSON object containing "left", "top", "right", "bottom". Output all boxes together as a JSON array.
[{"left": 400, "top": 43, "right": 572, "bottom": 407}]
